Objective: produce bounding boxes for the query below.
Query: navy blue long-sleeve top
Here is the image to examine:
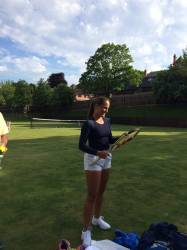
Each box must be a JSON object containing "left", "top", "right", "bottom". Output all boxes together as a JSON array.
[{"left": 79, "top": 117, "right": 118, "bottom": 155}]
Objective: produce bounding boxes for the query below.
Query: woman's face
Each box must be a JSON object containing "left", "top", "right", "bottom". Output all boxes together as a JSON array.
[{"left": 94, "top": 100, "right": 110, "bottom": 117}]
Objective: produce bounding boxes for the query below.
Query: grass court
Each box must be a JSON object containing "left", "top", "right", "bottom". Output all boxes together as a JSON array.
[{"left": 0, "top": 120, "right": 187, "bottom": 250}]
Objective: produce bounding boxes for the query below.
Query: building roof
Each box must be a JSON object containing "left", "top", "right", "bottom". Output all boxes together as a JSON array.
[{"left": 139, "top": 70, "right": 160, "bottom": 89}]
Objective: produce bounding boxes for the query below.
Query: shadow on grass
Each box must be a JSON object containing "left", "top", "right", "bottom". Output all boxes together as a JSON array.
[{"left": 0, "top": 135, "right": 84, "bottom": 250}]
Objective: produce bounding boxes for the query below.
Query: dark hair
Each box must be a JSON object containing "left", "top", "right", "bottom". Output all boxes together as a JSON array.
[{"left": 88, "top": 96, "right": 110, "bottom": 119}]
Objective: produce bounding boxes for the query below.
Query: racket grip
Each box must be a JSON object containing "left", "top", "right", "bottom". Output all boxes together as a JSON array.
[
  {"left": 105, "top": 154, "right": 112, "bottom": 165},
  {"left": 91, "top": 153, "right": 112, "bottom": 165}
]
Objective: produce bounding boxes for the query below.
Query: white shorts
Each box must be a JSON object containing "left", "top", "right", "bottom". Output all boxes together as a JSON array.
[{"left": 84, "top": 153, "right": 112, "bottom": 171}]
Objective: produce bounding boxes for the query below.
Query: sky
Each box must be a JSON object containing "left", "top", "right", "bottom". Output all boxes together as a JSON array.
[{"left": 0, "top": 0, "right": 187, "bottom": 85}]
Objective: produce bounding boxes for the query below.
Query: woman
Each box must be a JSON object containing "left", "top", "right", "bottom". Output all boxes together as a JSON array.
[{"left": 79, "top": 97, "right": 119, "bottom": 247}]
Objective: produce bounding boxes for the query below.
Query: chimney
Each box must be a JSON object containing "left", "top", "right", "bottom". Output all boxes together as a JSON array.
[
  {"left": 144, "top": 69, "right": 147, "bottom": 76},
  {"left": 173, "top": 54, "right": 177, "bottom": 66}
]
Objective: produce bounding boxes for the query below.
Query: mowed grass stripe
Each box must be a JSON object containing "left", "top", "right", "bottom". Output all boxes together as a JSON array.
[{"left": 0, "top": 121, "right": 186, "bottom": 250}]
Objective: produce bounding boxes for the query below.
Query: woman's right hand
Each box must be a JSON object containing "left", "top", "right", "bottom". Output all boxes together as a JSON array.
[{"left": 96, "top": 150, "right": 110, "bottom": 159}]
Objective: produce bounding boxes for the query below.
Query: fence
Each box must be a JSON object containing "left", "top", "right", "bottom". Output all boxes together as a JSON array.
[
  {"left": 120, "top": 92, "right": 156, "bottom": 106},
  {"left": 72, "top": 92, "right": 156, "bottom": 110}
]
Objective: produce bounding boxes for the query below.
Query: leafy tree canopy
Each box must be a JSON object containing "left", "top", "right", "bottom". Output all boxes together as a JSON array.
[
  {"left": 79, "top": 43, "right": 143, "bottom": 96},
  {"left": 48, "top": 73, "right": 67, "bottom": 88},
  {"left": 153, "top": 49, "right": 187, "bottom": 104},
  {"left": 51, "top": 84, "right": 74, "bottom": 110},
  {"left": 32, "top": 78, "right": 53, "bottom": 108},
  {"left": 0, "top": 80, "right": 15, "bottom": 108},
  {"left": 13, "top": 80, "right": 33, "bottom": 110}
]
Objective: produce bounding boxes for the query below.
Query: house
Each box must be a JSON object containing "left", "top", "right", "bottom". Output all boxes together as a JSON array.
[
  {"left": 125, "top": 83, "right": 138, "bottom": 94},
  {"left": 139, "top": 70, "right": 159, "bottom": 92},
  {"left": 139, "top": 54, "right": 177, "bottom": 92},
  {"left": 74, "top": 88, "right": 93, "bottom": 101}
]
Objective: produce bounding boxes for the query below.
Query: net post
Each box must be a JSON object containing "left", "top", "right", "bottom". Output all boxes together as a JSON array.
[{"left": 30, "top": 118, "right": 33, "bottom": 128}]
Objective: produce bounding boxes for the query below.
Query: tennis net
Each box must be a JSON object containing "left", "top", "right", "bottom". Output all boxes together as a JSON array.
[{"left": 30, "top": 117, "right": 85, "bottom": 128}]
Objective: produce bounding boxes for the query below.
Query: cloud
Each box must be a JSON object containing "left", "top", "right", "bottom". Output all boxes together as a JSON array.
[
  {"left": 173, "top": 0, "right": 187, "bottom": 7},
  {"left": 137, "top": 43, "right": 152, "bottom": 56},
  {"left": 66, "top": 74, "right": 80, "bottom": 85},
  {"left": 14, "top": 56, "right": 47, "bottom": 73},
  {"left": 0, "top": 0, "right": 187, "bottom": 82},
  {"left": 0, "top": 65, "right": 8, "bottom": 72},
  {"left": 0, "top": 51, "right": 48, "bottom": 80},
  {"left": 141, "top": 56, "right": 163, "bottom": 72}
]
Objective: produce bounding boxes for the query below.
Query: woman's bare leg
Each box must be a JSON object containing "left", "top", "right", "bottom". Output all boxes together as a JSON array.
[
  {"left": 94, "top": 169, "right": 110, "bottom": 218},
  {"left": 83, "top": 170, "right": 102, "bottom": 229}
]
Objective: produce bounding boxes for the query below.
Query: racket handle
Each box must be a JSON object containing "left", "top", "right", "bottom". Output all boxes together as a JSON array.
[
  {"left": 105, "top": 153, "right": 112, "bottom": 163},
  {"left": 91, "top": 153, "right": 112, "bottom": 166}
]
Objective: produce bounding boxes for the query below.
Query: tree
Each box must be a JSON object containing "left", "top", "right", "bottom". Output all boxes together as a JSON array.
[
  {"left": 0, "top": 81, "right": 16, "bottom": 109},
  {"left": 32, "top": 78, "right": 53, "bottom": 112},
  {"left": 153, "top": 49, "right": 187, "bottom": 103},
  {"left": 13, "top": 80, "right": 33, "bottom": 111},
  {"left": 0, "top": 93, "right": 5, "bottom": 106},
  {"left": 48, "top": 73, "right": 67, "bottom": 88},
  {"left": 79, "top": 43, "right": 141, "bottom": 96},
  {"left": 51, "top": 84, "right": 73, "bottom": 110}
]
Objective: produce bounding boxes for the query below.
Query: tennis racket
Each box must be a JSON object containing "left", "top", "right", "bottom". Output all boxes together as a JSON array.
[
  {"left": 91, "top": 128, "right": 140, "bottom": 165},
  {"left": 110, "top": 128, "right": 140, "bottom": 151}
]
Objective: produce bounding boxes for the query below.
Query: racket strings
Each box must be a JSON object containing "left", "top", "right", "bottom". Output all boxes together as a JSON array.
[{"left": 111, "top": 129, "right": 140, "bottom": 151}]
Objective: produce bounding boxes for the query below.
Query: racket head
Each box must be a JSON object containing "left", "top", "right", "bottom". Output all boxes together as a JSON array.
[{"left": 111, "top": 128, "right": 140, "bottom": 151}]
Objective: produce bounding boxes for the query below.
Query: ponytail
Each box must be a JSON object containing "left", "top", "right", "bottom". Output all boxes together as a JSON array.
[{"left": 88, "top": 101, "right": 95, "bottom": 119}]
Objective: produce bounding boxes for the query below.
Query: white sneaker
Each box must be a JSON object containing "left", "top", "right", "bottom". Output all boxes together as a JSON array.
[
  {"left": 81, "top": 229, "right": 91, "bottom": 247},
  {"left": 92, "top": 216, "right": 111, "bottom": 230}
]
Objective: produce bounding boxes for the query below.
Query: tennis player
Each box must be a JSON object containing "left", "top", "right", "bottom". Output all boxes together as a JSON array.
[{"left": 79, "top": 97, "right": 119, "bottom": 247}]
